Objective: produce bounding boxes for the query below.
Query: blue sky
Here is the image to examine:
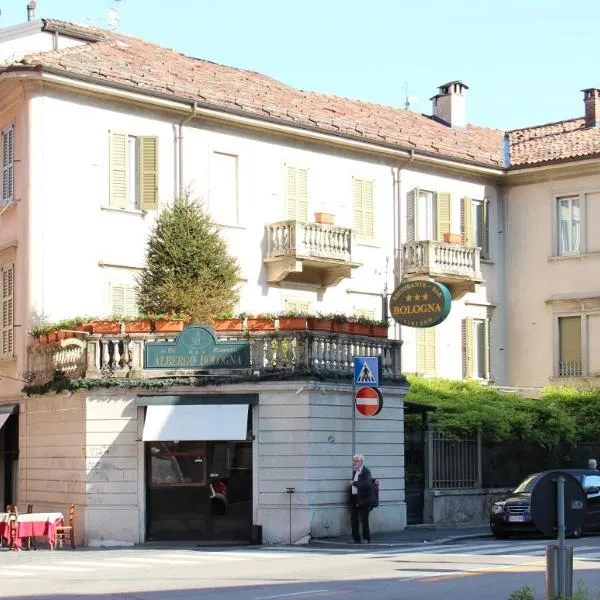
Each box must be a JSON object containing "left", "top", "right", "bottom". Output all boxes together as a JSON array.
[{"left": 1, "top": 0, "right": 597, "bottom": 130}]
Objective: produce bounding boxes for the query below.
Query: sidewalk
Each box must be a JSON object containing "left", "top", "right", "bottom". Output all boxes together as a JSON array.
[{"left": 309, "top": 524, "right": 491, "bottom": 548}]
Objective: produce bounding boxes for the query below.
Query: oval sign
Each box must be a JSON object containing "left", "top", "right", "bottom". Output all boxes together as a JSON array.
[
  {"left": 389, "top": 280, "right": 451, "bottom": 328},
  {"left": 355, "top": 387, "right": 383, "bottom": 416}
]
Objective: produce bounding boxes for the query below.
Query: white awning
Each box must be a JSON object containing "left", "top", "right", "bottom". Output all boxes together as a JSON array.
[
  {"left": 142, "top": 404, "right": 249, "bottom": 442},
  {"left": 0, "top": 413, "right": 9, "bottom": 431}
]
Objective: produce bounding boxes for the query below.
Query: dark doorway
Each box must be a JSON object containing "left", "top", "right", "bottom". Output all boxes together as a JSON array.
[
  {"left": 404, "top": 405, "right": 428, "bottom": 525},
  {"left": 145, "top": 414, "right": 253, "bottom": 542},
  {"left": 1, "top": 411, "right": 18, "bottom": 509}
]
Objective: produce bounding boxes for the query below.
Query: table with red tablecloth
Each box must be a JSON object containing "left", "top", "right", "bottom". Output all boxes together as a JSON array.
[{"left": 0, "top": 512, "right": 64, "bottom": 549}]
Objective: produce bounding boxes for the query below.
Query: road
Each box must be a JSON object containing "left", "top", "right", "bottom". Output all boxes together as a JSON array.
[{"left": 1, "top": 536, "right": 600, "bottom": 599}]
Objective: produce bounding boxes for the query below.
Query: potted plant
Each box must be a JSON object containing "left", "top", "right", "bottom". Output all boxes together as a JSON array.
[
  {"left": 124, "top": 315, "right": 153, "bottom": 333},
  {"left": 306, "top": 313, "right": 334, "bottom": 332},
  {"left": 443, "top": 233, "right": 463, "bottom": 244},
  {"left": 372, "top": 320, "right": 389, "bottom": 337},
  {"left": 89, "top": 317, "right": 122, "bottom": 334},
  {"left": 314, "top": 212, "right": 335, "bottom": 225},
  {"left": 277, "top": 310, "right": 308, "bottom": 331},
  {"left": 214, "top": 312, "right": 245, "bottom": 332},
  {"left": 32, "top": 324, "right": 50, "bottom": 344},
  {"left": 330, "top": 313, "right": 353, "bottom": 334},
  {"left": 247, "top": 313, "right": 276, "bottom": 331},
  {"left": 151, "top": 313, "right": 186, "bottom": 333},
  {"left": 351, "top": 315, "right": 373, "bottom": 336}
]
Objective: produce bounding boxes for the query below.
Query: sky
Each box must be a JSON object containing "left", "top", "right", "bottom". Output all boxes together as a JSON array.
[{"left": 0, "top": 0, "right": 598, "bottom": 130}]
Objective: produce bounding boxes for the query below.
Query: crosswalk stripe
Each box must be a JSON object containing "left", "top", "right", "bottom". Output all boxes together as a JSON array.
[{"left": 6, "top": 564, "right": 93, "bottom": 572}]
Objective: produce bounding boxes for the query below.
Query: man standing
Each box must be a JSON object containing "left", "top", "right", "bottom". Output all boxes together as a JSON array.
[{"left": 350, "top": 454, "right": 373, "bottom": 543}]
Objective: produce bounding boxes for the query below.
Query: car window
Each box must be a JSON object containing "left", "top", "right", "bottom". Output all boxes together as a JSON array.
[
  {"left": 583, "top": 475, "right": 600, "bottom": 489},
  {"left": 514, "top": 474, "right": 540, "bottom": 493}
]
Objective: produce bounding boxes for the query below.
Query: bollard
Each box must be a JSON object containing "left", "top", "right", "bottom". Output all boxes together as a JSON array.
[{"left": 546, "top": 543, "right": 573, "bottom": 599}]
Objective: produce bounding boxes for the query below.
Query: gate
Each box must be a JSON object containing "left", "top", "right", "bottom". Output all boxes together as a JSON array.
[{"left": 404, "top": 420, "right": 425, "bottom": 524}]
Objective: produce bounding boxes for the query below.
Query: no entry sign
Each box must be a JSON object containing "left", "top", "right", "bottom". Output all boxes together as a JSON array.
[{"left": 354, "top": 386, "right": 383, "bottom": 416}]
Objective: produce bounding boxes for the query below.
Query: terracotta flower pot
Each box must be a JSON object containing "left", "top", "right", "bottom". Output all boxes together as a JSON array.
[
  {"left": 371, "top": 325, "right": 388, "bottom": 338},
  {"left": 306, "top": 318, "right": 333, "bottom": 332},
  {"left": 153, "top": 319, "right": 184, "bottom": 333},
  {"left": 47, "top": 331, "right": 59, "bottom": 343},
  {"left": 247, "top": 318, "right": 275, "bottom": 331},
  {"left": 35, "top": 334, "right": 48, "bottom": 344},
  {"left": 278, "top": 317, "right": 307, "bottom": 330},
  {"left": 90, "top": 321, "right": 121, "bottom": 334},
  {"left": 76, "top": 323, "right": 94, "bottom": 333},
  {"left": 314, "top": 212, "right": 335, "bottom": 225},
  {"left": 124, "top": 320, "right": 152, "bottom": 333},
  {"left": 332, "top": 321, "right": 353, "bottom": 334},
  {"left": 443, "top": 233, "right": 463, "bottom": 244},
  {"left": 350, "top": 323, "right": 371, "bottom": 336},
  {"left": 214, "top": 318, "right": 243, "bottom": 332}
]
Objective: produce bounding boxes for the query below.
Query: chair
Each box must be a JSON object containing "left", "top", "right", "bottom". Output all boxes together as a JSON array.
[
  {"left": 55, "top": 504, "right": 75, "bottom": 549},
  {"left": 26, "top": 504, "right": 36, "bottom": 550}
]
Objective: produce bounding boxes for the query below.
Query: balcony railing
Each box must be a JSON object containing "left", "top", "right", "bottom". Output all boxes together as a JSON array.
[
  {"left": 558, "top": 360, "right": 583, "bottom": 377},
  {"left": 27, "top": 330, "right": 402, "bottom": 384},
  {"left": 265, "top": 221, "right": 360, "bottom": 285}
]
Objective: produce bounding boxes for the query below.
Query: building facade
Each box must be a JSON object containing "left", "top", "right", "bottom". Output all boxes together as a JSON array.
[{"left": 0, "top": 15, "right": 598, "bottom": 544}]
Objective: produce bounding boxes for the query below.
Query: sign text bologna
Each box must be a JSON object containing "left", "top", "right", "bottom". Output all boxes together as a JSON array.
[{"left": 389, "top": 280, "right": 451, "bottom": 328}]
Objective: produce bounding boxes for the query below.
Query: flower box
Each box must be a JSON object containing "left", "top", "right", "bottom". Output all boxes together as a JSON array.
[
  {"left": 247, "top": 318, "right": 275, "bottom": 331},
  {"left": 371, "top": 325, "right": 389, "bottom": 338},
  {"left": 153, "top": 319, "right": 184, "bottom": 333},
  {"left": 125, "top": 320, "right": 153, "bottom": 333},
  {"left": 332, "top": 321, "right": 353, "bottom": 334},
  {"left": 314, "top": 212, "right": 335, "bottom": 225},
  {"left": 278, "top": 317, "right": 307, "bottom": 330},
  {"left": 76, "top": 323, "right": 94, "bottom": 333},
  {"left": 350, "top": 323, "right": 372, "bottom": 336},
  {"left": 306, "top": 317, "right": 333, "bottom": 332},
  {"left": 90, "top": 321, "right": 121, "bottom": 334},
  {"left": 47, "top": 331, "right": 59, "bottom": 343},
  {"left": 35, "top": 334, "right": 48, "bottom": 344},
  {"left": 214, "top": 318, "right": 244, "bottom": 332},
  {"left": 443, "top": 233, "right": 463, "bottom": 244}
]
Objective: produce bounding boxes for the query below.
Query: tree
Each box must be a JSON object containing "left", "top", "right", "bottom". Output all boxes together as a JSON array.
[{"left": 137, "top": 195, "right": 240, "bottom": 324}]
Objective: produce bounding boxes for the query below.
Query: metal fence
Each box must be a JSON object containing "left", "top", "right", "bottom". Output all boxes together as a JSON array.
[{"left": 428, "top": 430, "right": 482, "bottom": 489}]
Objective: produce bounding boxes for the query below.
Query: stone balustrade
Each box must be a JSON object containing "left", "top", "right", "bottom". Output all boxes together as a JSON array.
[
  {"left": 28, "top": 330, "right": 402, "bottom": 384},
  {"left": 400, "top": 241, "right": 482, "bottom": 282}
]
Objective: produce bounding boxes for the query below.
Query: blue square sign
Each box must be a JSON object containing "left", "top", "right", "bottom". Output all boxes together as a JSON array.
[{"left": 354, "top": 356, "right": 380, "bottom": 387}]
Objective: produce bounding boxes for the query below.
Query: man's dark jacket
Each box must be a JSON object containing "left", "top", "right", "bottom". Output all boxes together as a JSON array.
[{"left": 349, "top": 466, "right": 374, "bottom": 507}]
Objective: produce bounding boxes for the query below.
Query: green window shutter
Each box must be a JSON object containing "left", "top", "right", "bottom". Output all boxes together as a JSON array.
[
  {"left": 416, "top": 328, "right": 437, "bottom": 377},
  {"left": 109, "top": 132, "right": 128, "bottom": 208},
  {"left": 436, "top": 192, "right": 451, "bottom": 241},
  {"left": 462, "top": 318, "right": 474, "bottom": 379},
  {"left": 406, "top": 187, "right": 418, "bottom": 242},
  {"left": 484, "top": 318, "right": 491, "bottom": 380},
  {"left": 482, "top": 198, "right": 490, "bottom": 258},
  {"left": 461, "top": 196, "right": 474, "bottom": 246},
  {"left": 1, "top": 264, "right": 14, "bottom": 358},
  {"left": 139, "top": 136, "right": 158, "bottom": 211},
  {"left": 285, "top": 166, "right": 308, "bottom": 222},
  {"left": 353, "top": 177, "right": 375, "bottom": 242}
]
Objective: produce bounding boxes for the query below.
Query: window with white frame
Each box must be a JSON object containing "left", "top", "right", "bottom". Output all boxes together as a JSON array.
[
  {"left": 109, "top": 283, "right": 139, "bottom": 318},
  {"left": 1, "top": 263, "right": 14, "bottom": 359},
  {"left": 557, "top": 315, "right": 582, "bottom": 376},
  {"left": 406, "top": 188, "right": 452, "bottom": 242},
  {"left": 1, "top": 126, "right": 14, "bottom": 206},
  {"left": 557, "top": 196, "right": 581, "bottom": 255},
  {"left": 210, "top": 152, "right": 239, "bottom": 225},
  {"left": 415, "top": 190, "right": 436, "bottom": 241},
  {"left": 283, "top": 297, "right": 312, "bottom": 314},
  {"left": 462, "top": 317, "right": 490, "bottom": 380}
]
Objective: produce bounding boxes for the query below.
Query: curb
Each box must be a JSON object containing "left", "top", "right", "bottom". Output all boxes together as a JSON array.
[{"left": 309, "top": 531, "right": 492, "bottom": 549}]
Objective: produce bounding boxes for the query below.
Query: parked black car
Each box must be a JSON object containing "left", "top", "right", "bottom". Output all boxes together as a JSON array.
[{"left": 490, "top": 469, "right": 600, "bottom": 538}]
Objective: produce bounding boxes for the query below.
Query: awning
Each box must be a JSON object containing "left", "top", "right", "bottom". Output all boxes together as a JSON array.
[
  {"left": 0, "top": 404, "right": 18, "bottom": 431},
  {"left": 142, "top": 404, "right": 249, "bottom": 441},
  {"left": 0, "top": 413, "right": 9, "bottom": 431}
]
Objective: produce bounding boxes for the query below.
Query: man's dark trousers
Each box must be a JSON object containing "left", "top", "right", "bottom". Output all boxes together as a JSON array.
[{"left": 351, "top": 503, "right": 370, "bottom": 542}]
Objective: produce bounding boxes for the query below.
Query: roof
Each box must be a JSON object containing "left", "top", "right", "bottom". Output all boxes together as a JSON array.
[
  {"left": 2, "top": 19, "right": 600, "bottom": 171},
  {"left": 3, "top": 19, "right": 505, "bottom": 169},
  {"left": 508, "top": 118, "right": 600, "bottom": 167}
]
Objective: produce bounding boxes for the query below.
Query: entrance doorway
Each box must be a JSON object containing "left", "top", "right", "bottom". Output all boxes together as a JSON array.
[
  {"left": 0, "top": 408, "right": 18, "bottom": 509},
  {"left": 146, "top": 438, "right": 252, "bottom": 541}
]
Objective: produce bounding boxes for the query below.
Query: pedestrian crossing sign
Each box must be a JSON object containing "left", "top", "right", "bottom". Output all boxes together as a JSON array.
[{"left": 354, "top": 356, "right": 380, "bottom": 387}]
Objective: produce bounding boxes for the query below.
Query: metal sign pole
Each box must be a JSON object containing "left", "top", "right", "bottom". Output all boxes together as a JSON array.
[
  {"left": 557, "top": 476, "right": 566, "bottom": 598},
  {"left": 352, "top": 378, "right": 356, "bottom": 456}
]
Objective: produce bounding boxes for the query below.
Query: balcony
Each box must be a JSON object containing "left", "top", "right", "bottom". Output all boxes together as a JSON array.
[
  {"left": 265, "top": 220, "right": 361, "bottom": 287},
  {"left": 27, "top": 329, "right": 402, "bottom": 386},
  {"left": 399, "top": 241, "right": 483, "bottom": 298}
]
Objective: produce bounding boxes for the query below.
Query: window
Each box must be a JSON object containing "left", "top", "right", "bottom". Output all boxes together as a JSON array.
[
  {"left": 352, "top": 177, "right": 375, "bottom": 242},
  {"left": 462, "top": 197, "right": 489, "bottom": 257},
  {"left": 463, "top": 317, "right": 490, "bottom": 380},
  {"left": 110, "top": 283, "right": 138, "bottom": 318},
  {"left": 210, "top": 152, "right": 239, "bottom": 225},
  {"left": 284, "top": 298, "right": 312, "bottom": 314},
  {"left": 407, "top": 188, "right": 451, "bottom": 242},
  {"left": 354, "top": 307, "right": 376, "bottom": 320},
  {"left": 558, "top": 316, "right": 582, "bottom": 376},
  {"left": 284, "top": 165, "right": 308, "bottom": 222},
  {"left": 1, "top": 264, "right": 14, "bottom": 359},
  {"left": 416, "top": 327, "right": 437, "bottom": 377},
  {"left": 557, "top": 196, "right": 581, "bottom": 255},
  {"left": 109, "top": 132, "right": 158, "bottom": 211},
  {"left": 1, "top": 126, "right": 14, "bottom": 206}
]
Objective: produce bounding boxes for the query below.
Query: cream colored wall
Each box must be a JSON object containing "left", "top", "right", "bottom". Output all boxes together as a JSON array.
[
  {"left": 506, "top": 173, "right": 600, "bottom": 387},
  {"left": 19, "top": 393, "right": 86, "bottom": 546}
]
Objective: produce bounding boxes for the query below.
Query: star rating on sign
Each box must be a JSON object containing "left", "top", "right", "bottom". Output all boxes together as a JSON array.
[
  {"left": 414, "top": 294, "right": 421, "bottom": 301},
  {"left": 422, "top": 293, "right": 429, "bottom": 301},
  {"left": 405, "top": 294, "right": 412, "bottom": 302}
]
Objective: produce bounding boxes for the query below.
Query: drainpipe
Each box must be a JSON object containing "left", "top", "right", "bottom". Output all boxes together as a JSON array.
[{"left": 176, "top": 102, "right": 198, "bottom": 199}]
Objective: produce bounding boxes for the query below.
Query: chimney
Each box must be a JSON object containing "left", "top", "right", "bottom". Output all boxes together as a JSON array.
[
  {"left": 27, "top": 1, "right": 37, "bottom": 21},
  {"left": 431, "top": 81, "right": 468, "bottom": 129},
  {"left": 583, "top": 88, "right": 600, "bottom": 128}
]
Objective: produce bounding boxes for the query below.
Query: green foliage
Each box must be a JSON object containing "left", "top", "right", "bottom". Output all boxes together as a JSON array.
[
  {"left": 508, "top": 585, "right": 535, "bottom": 600},
  {"left": 32, "top": 316, "right": 91, "bottom": 337},
  {"left": 543, "top": 386, "right": 600, "bottom": 442},
  {"left": 136, "top": 195, "right": 240, "bottom": 324},
  {"left": 407, "top": 377, "right": 575, "bottom": 448}
]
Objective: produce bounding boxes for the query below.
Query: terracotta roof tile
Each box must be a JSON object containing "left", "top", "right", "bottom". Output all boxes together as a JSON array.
[{"left": 2, "top": 20, "right": 506, "bottom": 168}]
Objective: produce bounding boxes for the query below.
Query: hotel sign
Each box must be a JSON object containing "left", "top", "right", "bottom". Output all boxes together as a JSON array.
[
  {"left": 389, "top": 280, "right": 451, "bottom": 328},
  {"left": 145, "top": 325, "right": 250, "bottom": 370}
]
